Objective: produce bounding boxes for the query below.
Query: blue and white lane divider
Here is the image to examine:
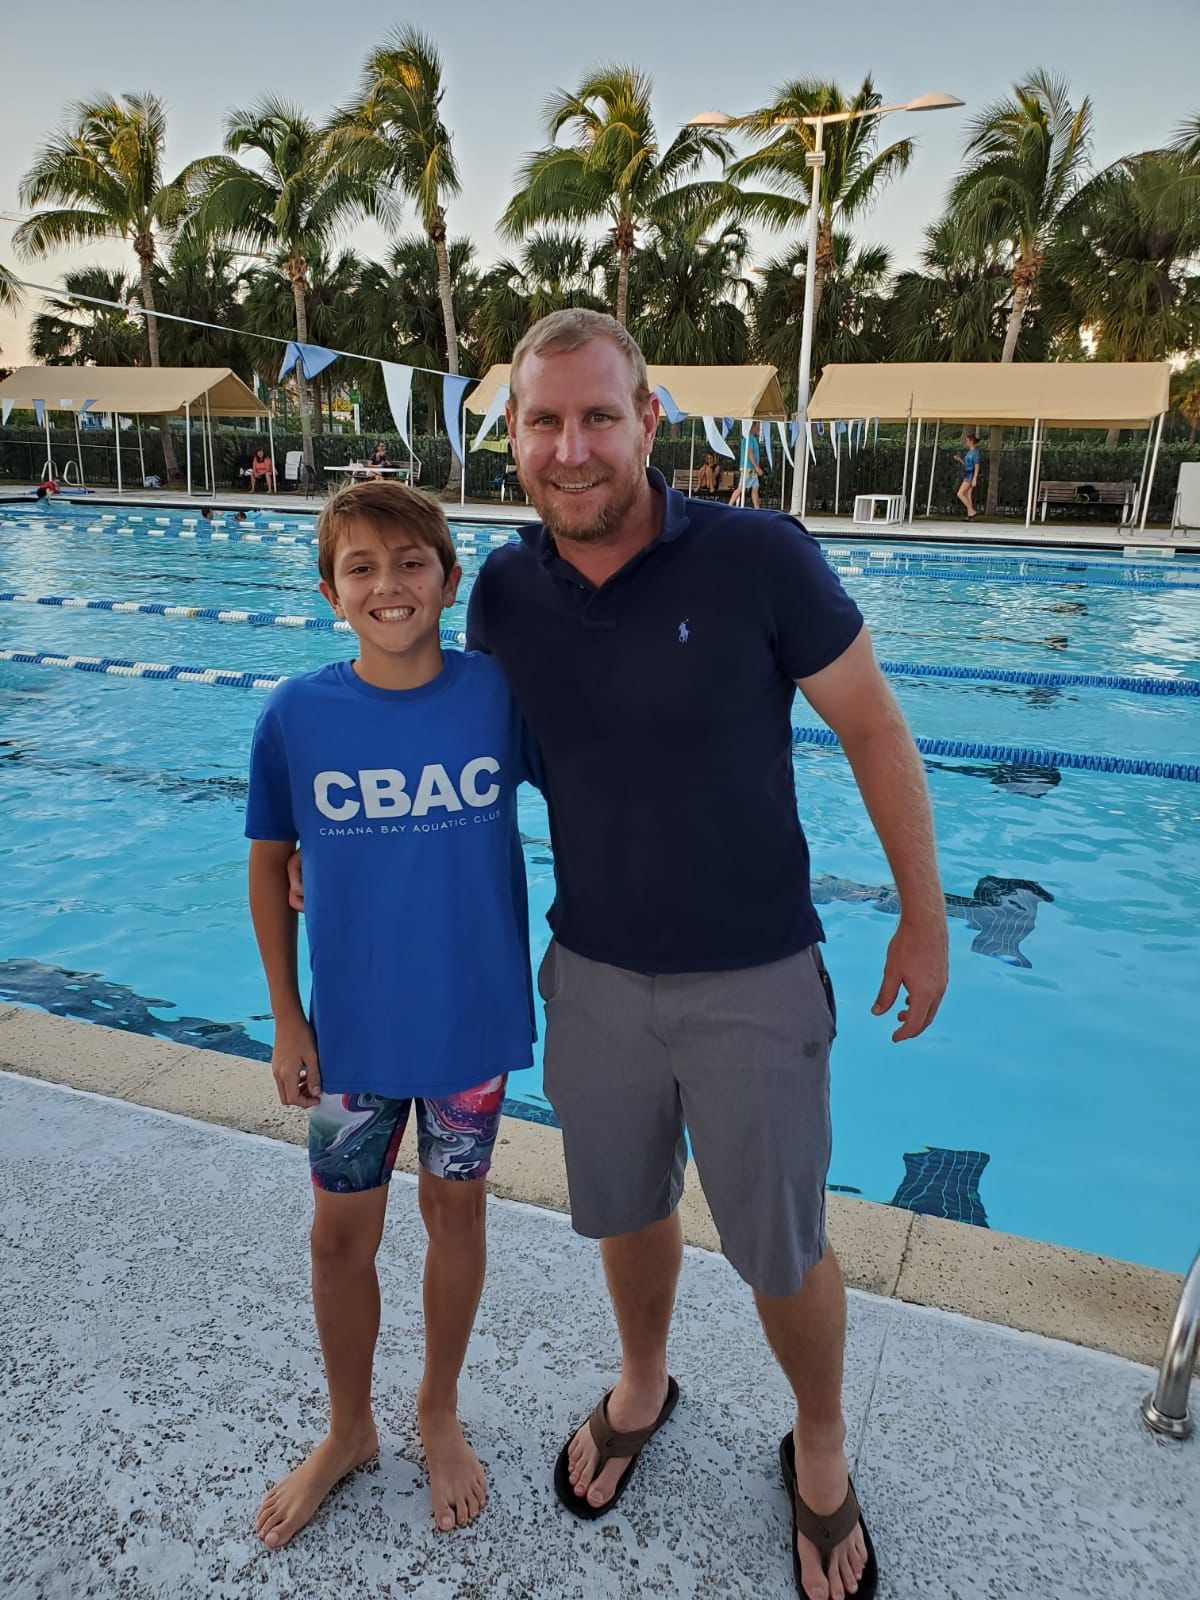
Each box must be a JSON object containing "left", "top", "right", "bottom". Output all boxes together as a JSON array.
[
  {"left": 0, "top": 591, "right": 467, "bottom": 646},
  {"left": 2, "top": 592, "right": 1197, "bottom": 699},
  {"left": 6, "top": 517, "right": 515, "bottom": 548},
  {"left": 2, "top": 646, "right": 1197, "bottom": 783},
  {"left": 828, "top": 561, "right": 1200, "bottom": 592}
]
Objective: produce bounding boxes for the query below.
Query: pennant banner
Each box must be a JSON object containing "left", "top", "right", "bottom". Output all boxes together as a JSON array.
[
  {"left": 278, "top": 342, "right": 339, "bottom": 383},
  {"left": 79, "top": 399, "right": 96, "bottom": 415},
  {"left": 777, "top": 421, "right": 794, "bottom": 466},
  {"left": 443, "top": 374, "right": 473, "bottom": 464},
  {"left": 471, "top": 383, "right": 510, "bottom": 451},
  {"left": 1, "top": 400, "right": 12, "bottom": 427},
  {"left": 806, "top": 424, "right": 816, "bottom": 463},
  {"left": 652, "top": 384, "right": 687, "bottom": 425},
  {"left": 702, "top": 415, "right": 735, "bottom": 459},
  {"left": 762, "top": 423, "right": 774, "bottom": 469},
  {"left": 380, "top": 362, "right": 415, "bottom": 448},
  {"left": 33, "top": 400, "right": 45, "bottom": 427}
]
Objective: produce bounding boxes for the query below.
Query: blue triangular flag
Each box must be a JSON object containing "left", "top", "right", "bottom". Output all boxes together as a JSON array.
[
  {"left": 762, "top": 424, "right": 774, "bottom": 468},
  {"left": 443, "top": 374, "right": 473, "bottom": 464},
  {"left": 33, "top": 399, "right": 45, "bottom": 426},
  {"left": 652, "top": 385, "right": 687, "bottom": 425},
  {"left": 278, "top": 342, "right": 339, "bottom": 383}
]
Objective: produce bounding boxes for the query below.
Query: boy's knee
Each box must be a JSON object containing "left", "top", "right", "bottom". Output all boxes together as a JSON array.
[
  {"left": 419, "top": 1175, "right": 486, "bottom": 1242},
  {"left": 310, "top": 1209, "right": 381, "bottom": 1271}
]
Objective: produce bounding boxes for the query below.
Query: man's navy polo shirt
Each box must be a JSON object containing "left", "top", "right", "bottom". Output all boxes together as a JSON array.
[{"left": 466, "top": 469, "right": 864, "bottom": 974}]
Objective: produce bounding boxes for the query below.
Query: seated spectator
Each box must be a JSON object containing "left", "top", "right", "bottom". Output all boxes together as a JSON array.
[
  {"left": 249, "top": 446, "right": 276, "bottom": 494},
  {"left": 695, "top": 450, "right": 720, "bottom": 498},
  {"left": 365, "top": 441, "right": 392, "bottom": 480}
]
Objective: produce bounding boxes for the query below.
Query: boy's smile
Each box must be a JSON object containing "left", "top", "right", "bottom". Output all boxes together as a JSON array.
[{"left": 319, "top": 519, "right": 461, "bottom": 690}]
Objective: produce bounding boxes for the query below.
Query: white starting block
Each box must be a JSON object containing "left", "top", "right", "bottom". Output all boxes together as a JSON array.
[{"left": 853, "top": 493, "right": 904, "bottom": 526}]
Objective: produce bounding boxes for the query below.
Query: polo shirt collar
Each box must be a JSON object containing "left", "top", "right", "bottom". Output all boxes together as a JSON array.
[{"left": 528, "top": 467, "right": 690, "bottom": 566}]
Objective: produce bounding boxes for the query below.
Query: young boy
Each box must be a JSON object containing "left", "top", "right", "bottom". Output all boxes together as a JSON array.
[{"left": 245, "top": 480, "right": 533, "bottom": 1548}]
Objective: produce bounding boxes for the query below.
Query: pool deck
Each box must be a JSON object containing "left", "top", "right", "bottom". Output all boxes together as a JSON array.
[
  {"left": 2, "top": 1011, "right": 1198, "bottom": 1599},
  {"left": 4, "top": 485, "right": 1200, "bottom": 558}
]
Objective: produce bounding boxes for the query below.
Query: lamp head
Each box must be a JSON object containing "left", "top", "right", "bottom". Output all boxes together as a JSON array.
[{"left": 904, "top": 92, "right": 965, "bottom": 112}]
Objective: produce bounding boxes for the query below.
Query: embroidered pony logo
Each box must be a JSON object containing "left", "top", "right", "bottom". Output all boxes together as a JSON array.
[{"left": 678, "top": 620, "right": 690, "bottom": 643}]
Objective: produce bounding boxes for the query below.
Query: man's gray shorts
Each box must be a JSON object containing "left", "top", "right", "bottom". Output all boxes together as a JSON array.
[{"left": 537, "top": 940, "right": 836, "bottom": 1297}]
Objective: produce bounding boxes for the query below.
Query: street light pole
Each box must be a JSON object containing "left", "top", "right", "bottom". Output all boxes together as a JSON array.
[{"left": 791, "top": 120, "right": 825, "bottom": 519}]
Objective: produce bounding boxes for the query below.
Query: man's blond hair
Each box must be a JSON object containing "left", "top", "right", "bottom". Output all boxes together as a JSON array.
[
  {"left": 508, "top": 309, "right": 651, "bottom": 412},
  {"left": 317, "top": 480, "right": 456, "bottom": 587}
]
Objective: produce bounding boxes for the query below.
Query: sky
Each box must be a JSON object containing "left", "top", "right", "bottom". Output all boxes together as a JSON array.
[{"left": 2, "top": 0, "right": 1198, "bottom": 365}]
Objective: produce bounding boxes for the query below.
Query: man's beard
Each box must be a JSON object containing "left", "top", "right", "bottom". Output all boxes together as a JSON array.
[{"left": 519, "top": 459, "right": 644, "bottom": 545}]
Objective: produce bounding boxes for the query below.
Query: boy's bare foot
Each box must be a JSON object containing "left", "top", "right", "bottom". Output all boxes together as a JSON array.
[
  {"left": 255, "top": 1422, "right": 378, "bottom": 1550},
  {"left": 418, "top": 1397, "right": 487, "bottom": 1531}
]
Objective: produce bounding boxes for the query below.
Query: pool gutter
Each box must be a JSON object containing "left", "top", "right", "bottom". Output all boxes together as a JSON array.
[{"left": 1, "top": 1002, "right": 1190, "bottom": 1372}]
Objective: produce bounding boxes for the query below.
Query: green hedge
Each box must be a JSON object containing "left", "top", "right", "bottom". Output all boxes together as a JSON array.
[{"left": 4, "top": 420, "right": 1196, "bottom": 522}]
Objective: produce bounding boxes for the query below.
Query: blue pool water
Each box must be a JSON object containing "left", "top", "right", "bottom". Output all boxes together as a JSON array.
[{"left": 2, "top": 498, "right": 1198, "bottom": 1272}]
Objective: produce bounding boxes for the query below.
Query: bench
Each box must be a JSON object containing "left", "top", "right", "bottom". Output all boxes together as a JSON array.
[
  {"left": 672, "top": 468, "right": 739, "bottom": 500},
  {"left": 1038, "top": 480, "right": 1136, "bottom": 523}
]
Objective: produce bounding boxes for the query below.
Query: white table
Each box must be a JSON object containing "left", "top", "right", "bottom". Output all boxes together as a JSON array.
[
  {"left": 326, "top": 463, "right": 414, "bottom": 484},
  {"left": 853, "top": 493, "right": 904, "bottom": 526}
]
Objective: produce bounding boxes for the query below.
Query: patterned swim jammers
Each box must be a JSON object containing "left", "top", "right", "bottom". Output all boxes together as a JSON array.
[{"left": 308, "top": 1076, "right": 508, "bottom": 1193}]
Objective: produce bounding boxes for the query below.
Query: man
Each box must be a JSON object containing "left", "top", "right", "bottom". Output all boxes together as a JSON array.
[
  {"left": 730, "top": 418, "right": 762, "bottom": 509},
  {"left": 467, "top": 311, "right": 948, "bottom": 1600}
]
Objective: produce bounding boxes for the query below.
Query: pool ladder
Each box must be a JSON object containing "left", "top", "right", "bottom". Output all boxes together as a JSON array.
[{"left": 1140, "top": 1247, "right": 1200, "bottom": 1440}]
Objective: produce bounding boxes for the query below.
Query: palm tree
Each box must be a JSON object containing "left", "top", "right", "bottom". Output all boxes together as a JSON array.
[
  {"left": 342, "top": 236, "right": 480, "bottom": 433},
  {"left": 1046, "top": 151, "right": 1200, "bottom": 364},
  {"left": 181, "top": 98, "right": 391, "bottom": 470},
  {"left": 15, "top": 92, "right": 183, "bottom": 476},
  {"left": 625, "top": 221, "right": 756, "bottom": 366},
  {"left": 728, "top": 77, "right": 913, "bottom": 343},
  {"left": 1170, "top": 112, "right": 1200, "bottom": 162},
  {"left": 475, "top": 231, "right": 609, "bottom": 369},
  {"left": 755, "top": 234, "right": 892, "bottom": 401},
  {"left": 153, "top": 236, "right": 251, "bottom": 377},
  {"left": 501, "top": 64, "right": 730, "bottom": 328},
  {"left": 1171, "top": 361, "right": 1200, "bottom": 443},
  {"left": 329, "top": 28, "right": 466, "bottom": 492},
  {"left": 30, "top": 267, "right": 144, "bottom": 365},
  {"left": 946, "top": 69, "right": 1092, "bottom": 509},
  {"left": 0, "top": 263, "right": 21, "bottom": 313},
  {"left": 888, "top": 216, "right": 1034, "bottom": 363}
]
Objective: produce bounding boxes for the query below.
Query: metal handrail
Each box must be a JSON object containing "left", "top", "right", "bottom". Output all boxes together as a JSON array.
[{"left": 1140, "top": 1248, "right": 1200, "bottom": 1440}]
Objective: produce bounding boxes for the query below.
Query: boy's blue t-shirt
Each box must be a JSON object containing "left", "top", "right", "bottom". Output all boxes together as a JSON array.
[{"left": 245, "top": 650, "right": 534, "bottom": 1099}]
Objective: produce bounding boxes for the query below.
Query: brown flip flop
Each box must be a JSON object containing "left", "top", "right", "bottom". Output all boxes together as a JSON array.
[
  {"left": 780, "top": 1431, "right": 879, "bottom": 1598},
  {"left": 553, "top": 1377, "right": 680, "bottom": 1520}
]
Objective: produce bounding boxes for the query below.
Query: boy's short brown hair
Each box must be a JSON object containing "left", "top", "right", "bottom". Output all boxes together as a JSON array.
[{"left": 317, "top": 480, "right": 457, "bottom": 587}]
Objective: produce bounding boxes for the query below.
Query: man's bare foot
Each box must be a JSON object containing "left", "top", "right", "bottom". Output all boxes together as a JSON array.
[
  {"left": 564, "top": 1373, "right": 668, "bottom": 1511},
  {"left": 418, "top": 1396, "right": 487, "bottom": 1531},
  {"left": 255, "top": 1422, "right": 378, "bottom": 1550},
  {"left": 792, "top": 1421, "right": 870, "bottom": 1600}
]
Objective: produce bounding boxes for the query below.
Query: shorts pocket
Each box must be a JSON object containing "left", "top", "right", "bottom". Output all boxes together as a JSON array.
[
  {"left": 536, "top": 939, "right": 561, "bottom": 1004},
  {"left": 810, "top": 946, "right": 837, "bottom": 1038}
]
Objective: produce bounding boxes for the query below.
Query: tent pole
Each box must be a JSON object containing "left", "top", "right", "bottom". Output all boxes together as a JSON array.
[
  {"left": 267, "top": 411, "right": 276, "bottom": 495},
  {"left": 185, "top": 403, "right": 192, "bottom": 497},
  {"left": 204, "top": 392, "right": 215, "bottom": 497},
  {"left": 779, "top": 425, "right": 788, "bottom": 512},
  {"left": 688, "top": 417, "right": 696, "bottom": 491},
  {"left": 908, "top": 420, "right": 923, "bottom": 525},
  {"left": 460, "top": 395, "right": 467, "bottom": 507},
  {"left": 900, "top": 405, "right": 913, "bottom": 512},
  {"left": 1133, "top": 423, "right": 1155, "bottom": 526},
  {"left": 136, "top": 417, "right": 145, "bottom": 489},
  {"left": 925, "top": 421, "right": 940, "bottom": 517},
  {"left": 74, "top": 410, "right": 85, "bottom": 488},
  {"left": 834, "top": 423, "right": 841, "bottom": 516},
  {"left": 1138, "top": 412, "right": 1165, "bottom": 531},
  {"left": 43, "top": 409, "right": 52, "bottom": 480},
  {"left": 409, "top": 389, "right": 415, "bottom": 483},
  {"left": 1024, "top": 420, "right": 1040, "bottom": 529},
  {"left": 115, "top": 413, "right": 123, "bottom": 494}
]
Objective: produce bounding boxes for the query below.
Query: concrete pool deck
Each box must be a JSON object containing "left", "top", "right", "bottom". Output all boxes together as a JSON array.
[{"left": 2, "top": 1053, "right": 1198, "bottom": 1600}]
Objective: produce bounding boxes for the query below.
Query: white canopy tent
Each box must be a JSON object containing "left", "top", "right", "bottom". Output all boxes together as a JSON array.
[
  {"left": 807, "top": 361, "right": 1172, "bottom": 529},
  {"left": 0, "top": 367, "right": 271, "bottom": 495}
]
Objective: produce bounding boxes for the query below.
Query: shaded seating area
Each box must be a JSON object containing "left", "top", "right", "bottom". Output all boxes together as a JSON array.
[
  {"left": 1037, "top": 479, "right": 1137, "bottom": 523},
  {"left": 808, "top": 361, "right": 1172, "bottom": 530},
  {"left": 0, "top": 366, "right": 272, "bottom": 496}
]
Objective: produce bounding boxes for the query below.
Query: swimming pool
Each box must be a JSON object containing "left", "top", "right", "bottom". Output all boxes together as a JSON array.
[{"left": 2, "top": 498, "right": 1198, "bottom": 1273}]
